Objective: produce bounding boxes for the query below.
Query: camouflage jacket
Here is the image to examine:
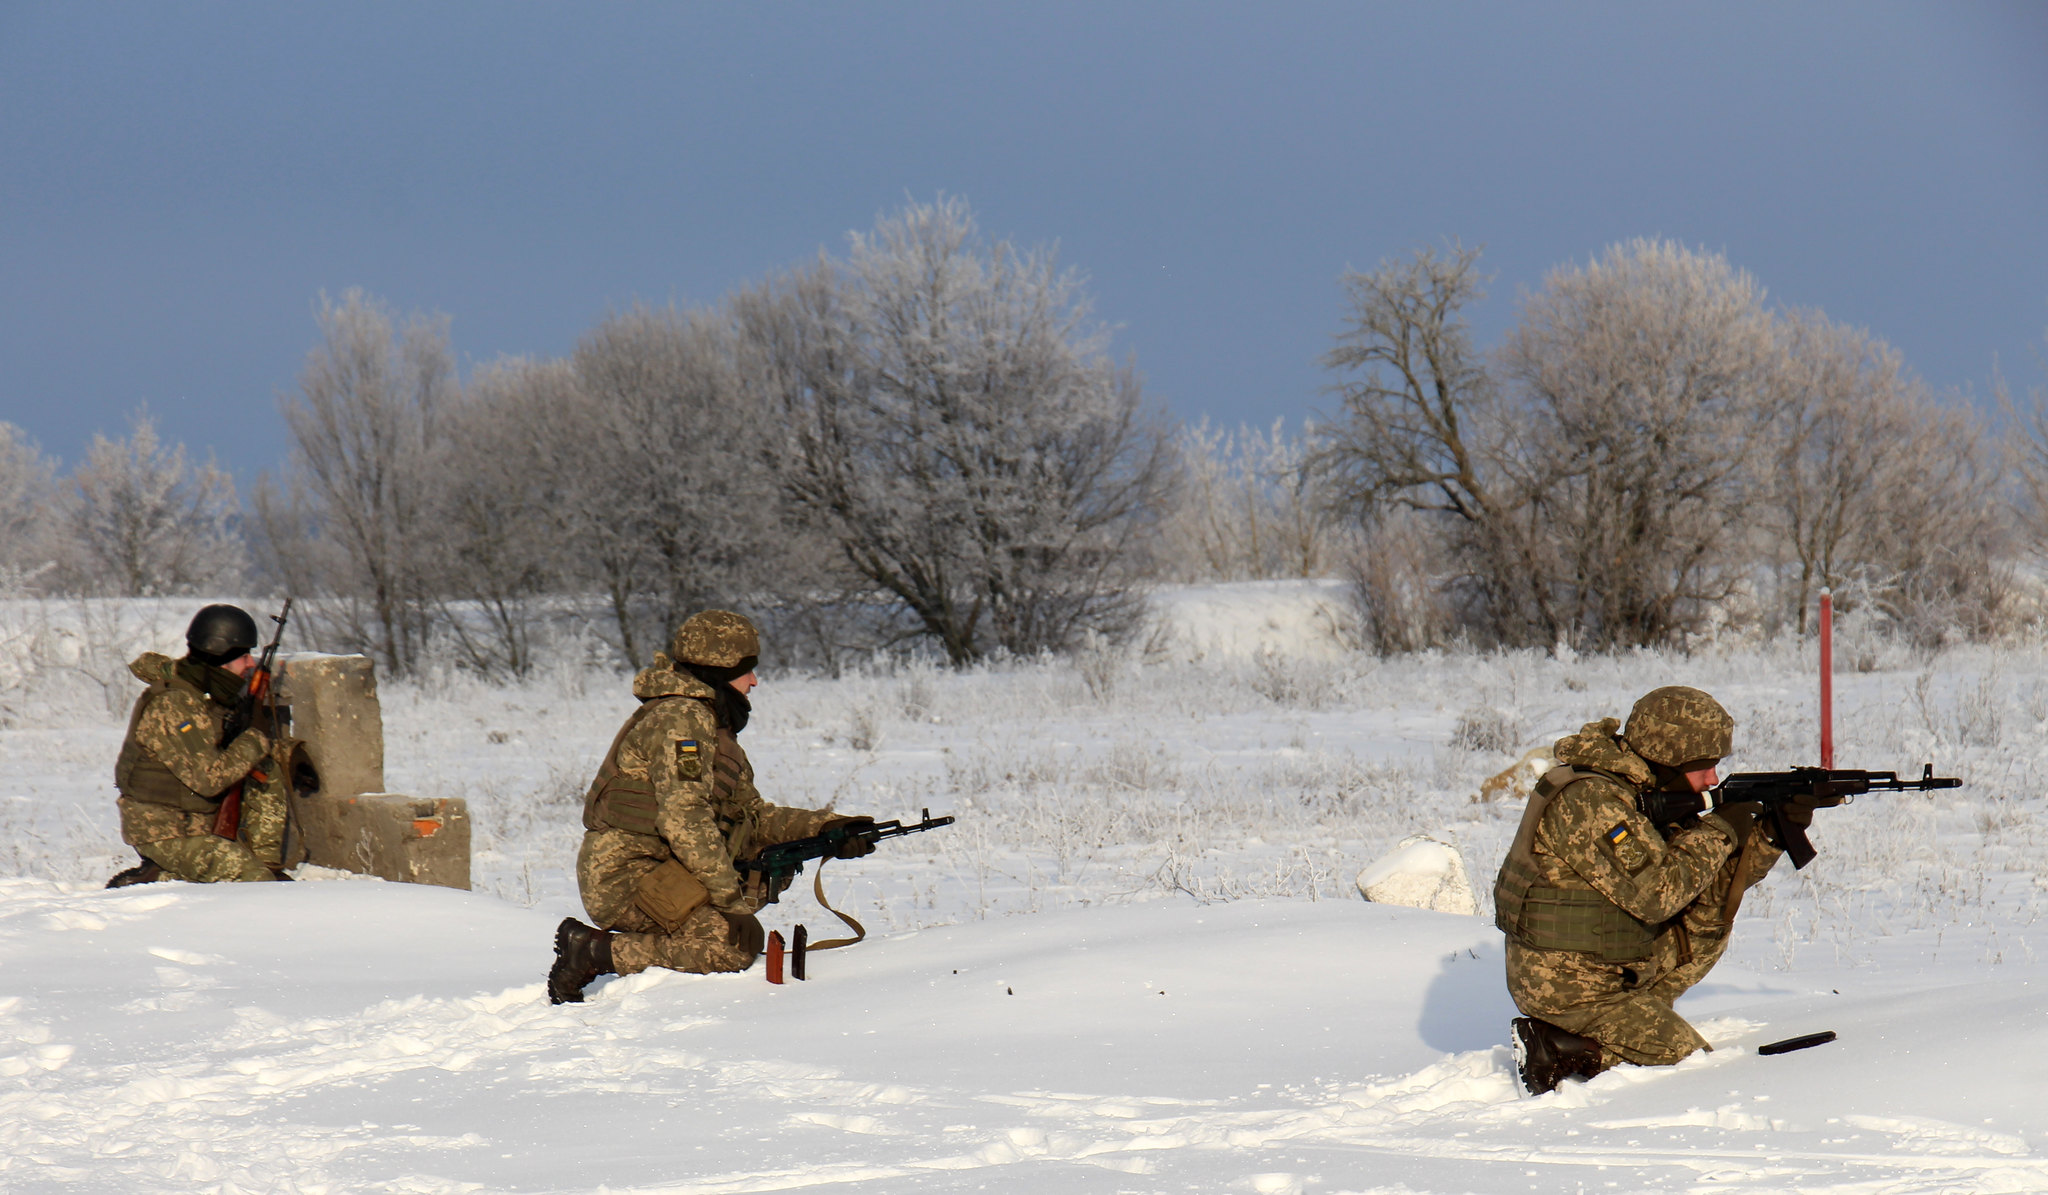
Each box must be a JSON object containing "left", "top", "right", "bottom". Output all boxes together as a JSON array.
[
  {"left": 1496, "top": 719, "right": 1773, "bottom": 956},
  {"left": 582, "top": 654, "right": 834, "bottom": 910},
  {"left": 114, "top": 652, "right": 270, "bottom": 814}
]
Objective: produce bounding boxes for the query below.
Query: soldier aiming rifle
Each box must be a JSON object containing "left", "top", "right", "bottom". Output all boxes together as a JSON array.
[{"left": 1494, "top": 686, "right": 1959, "bottom": 1096}]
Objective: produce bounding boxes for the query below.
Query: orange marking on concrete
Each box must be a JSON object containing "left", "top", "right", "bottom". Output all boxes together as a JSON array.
[{"left": 413, "top": 819, "right": 441, "bottom": 838}]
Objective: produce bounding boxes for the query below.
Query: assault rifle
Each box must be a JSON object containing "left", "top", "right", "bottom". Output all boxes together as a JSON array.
[
  {"left": 1709, "top": 765, "right": 1960, "bottom": 870},
  {"left": 211, "top": 598, "right": 293, "bottom": 840},
  {"left": 735, "top": 808, "right": 954, "bottom": 905}
]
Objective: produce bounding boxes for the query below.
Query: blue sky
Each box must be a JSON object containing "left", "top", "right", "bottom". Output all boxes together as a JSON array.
[{"left": 2, "top": 2, "right": 2044, "bottom": 479}]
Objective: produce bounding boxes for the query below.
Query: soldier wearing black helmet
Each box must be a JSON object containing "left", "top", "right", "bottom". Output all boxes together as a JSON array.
[
  {"left": 548, "top": 610, "right": 877, "bottom": 1004},
  {"left": 105, "top": 603, "right": 290, "bottom": 885},
  {"left": 1494, "top": 686, "right": 1798, "bottom": 1095}
]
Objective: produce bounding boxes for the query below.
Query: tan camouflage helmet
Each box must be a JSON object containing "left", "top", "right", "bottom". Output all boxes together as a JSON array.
[
  {"left": 1623, "top": 686, "right": 1734, "bottom": 767},
  {"left": 671, "top": 610, "right": 761, "bottom": 670}
]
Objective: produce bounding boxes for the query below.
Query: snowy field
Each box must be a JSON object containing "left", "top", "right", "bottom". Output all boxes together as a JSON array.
[{"left": 4, "top": 585, "right": 2048, "bottom": 1193}]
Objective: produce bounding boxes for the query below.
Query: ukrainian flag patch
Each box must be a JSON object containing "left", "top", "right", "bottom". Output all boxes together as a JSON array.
[
  {"left": 1606, "top": 823, "right": 1631, "bottom": 846},
  {"left": 176, "top": 719, "right": 197, "bottom": 736},
  {"left": 678, "top": 740, "right": 699, "bottom": 756}
]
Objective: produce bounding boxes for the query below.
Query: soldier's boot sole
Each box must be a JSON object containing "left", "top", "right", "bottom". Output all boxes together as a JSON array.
[
  {"left": 106, "top": 858, "right": 164, "bottom": 889},
  {"left": 1512, "top": 1016, "right": 1604, "bottom": 1097}
]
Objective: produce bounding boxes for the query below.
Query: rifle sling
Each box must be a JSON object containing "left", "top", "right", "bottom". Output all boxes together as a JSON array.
[
  {"left": 804, "top": 856, "right": 867, "bottom": 951},
  {"left": 1721, "top": 828, "right": 1765, "bottom": 925}
]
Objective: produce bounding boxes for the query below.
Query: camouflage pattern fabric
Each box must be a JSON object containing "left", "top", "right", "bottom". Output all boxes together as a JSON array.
[
  {"left": 604, "top": 897, "right": 764, "bottom": 975},
  {"left": 118, "top": 802, "right": 278, "bottom": 883},
  {"left": 115, "top": 653, "right": 270, "bottom": 813},
  {"left": 1500, "top": 709, "right": 1777, "bottom": 1067},
  {"left": 112, "top": 652, "right": 279, "bottom": 883},
  {"left": 1623, "top": 686, "right": 1734, "bottom": 767},
  {"left": 574, "top": 653, "right": 837, "bottom": 974},
  {"left": 671, "top": 610, "right": 760, "bottom": 669}
]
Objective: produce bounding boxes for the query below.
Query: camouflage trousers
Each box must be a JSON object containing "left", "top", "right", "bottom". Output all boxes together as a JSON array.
[
  {"left": 1506, "top": 927, "right": 1733, "bottom": 1067},
  {"left": 577, "top": 828, "right": 764, "bottom": 975},
  {"left": 117, "top": 781, "right": 287, "bottom": 884}
]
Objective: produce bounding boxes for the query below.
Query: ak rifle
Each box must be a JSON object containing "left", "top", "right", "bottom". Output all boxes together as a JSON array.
[
  {"left": 735, "top": 808, "right": 955, "bottom": 905},
  {"left": 210, "top": 598, "right": 293, "bottom": 839},
  {"left": 1710, "top": 764, "right": 1960, "bottom": 870}
]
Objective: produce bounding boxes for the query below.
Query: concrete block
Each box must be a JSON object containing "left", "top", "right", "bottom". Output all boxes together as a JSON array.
[
  {"left": 273, "top": 653, "right": 385, "bottom": 799},
  {"left": 293, "top": 792, "right": 472, "bottom": 890},
  {"left": 270, "top": 651, "right": 471, "bottom": 890}
]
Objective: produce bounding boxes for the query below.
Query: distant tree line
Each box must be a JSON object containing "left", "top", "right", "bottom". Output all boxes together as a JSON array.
[{"left": 1, "top": 204, "right": 2038, "bottom": 673}]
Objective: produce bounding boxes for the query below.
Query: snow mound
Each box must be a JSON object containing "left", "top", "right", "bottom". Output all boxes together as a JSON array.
[
  {"left": 1357, "top": 834, "right": 1479, "bottom": 915},
  {"left": 1146, "top": 579, "right": 1358, "bottom": 661}
]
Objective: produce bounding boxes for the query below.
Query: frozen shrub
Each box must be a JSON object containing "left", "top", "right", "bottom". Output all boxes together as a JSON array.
[{"left": 1451, "top": 705, "right": 1522, "bottom": 755}]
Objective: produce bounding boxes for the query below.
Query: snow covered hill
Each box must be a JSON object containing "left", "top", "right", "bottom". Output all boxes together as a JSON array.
[{"left": 4, "top": 876, "right": 2045, "bottom": 1193}]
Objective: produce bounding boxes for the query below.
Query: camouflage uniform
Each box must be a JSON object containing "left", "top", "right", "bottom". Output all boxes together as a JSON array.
[
  {"left": 575, "top": 614, "right": 841, "bottom": 977},
  {"left": 114, "top": 652, "right": 288, "bottom": 883},
  {"left": 1495, "top": 688, "right": 1781, "bottom": 1067}
]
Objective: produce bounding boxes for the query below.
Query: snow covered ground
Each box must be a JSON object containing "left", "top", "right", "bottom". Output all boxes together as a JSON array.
[{"left": 4, "top": 586, "right": 2048, "bottom": 1192}]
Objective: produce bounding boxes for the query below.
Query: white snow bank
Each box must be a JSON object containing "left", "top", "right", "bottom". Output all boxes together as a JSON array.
[{"left": 1145, "top": 578, "right": 1359, "bottom": 661}]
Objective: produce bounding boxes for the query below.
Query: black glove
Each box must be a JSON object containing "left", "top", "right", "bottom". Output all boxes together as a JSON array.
[
  {"left": 1711, "top": 800, "right": 1764, "bottom": 847},
  {"left": 1758, "top": 792, "right": 1825, "bottom": 850},
  {"left": 824, "top": 816, "right": 877, "bottom": 859},
  {"left": 1779, "top": 793, "right": 1820, "bottom": 831}
]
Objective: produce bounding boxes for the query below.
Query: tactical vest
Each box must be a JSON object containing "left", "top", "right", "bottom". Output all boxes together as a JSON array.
[
  {"left": 114, "top": 675, "right": 231, "bottom": 815},
  {"left": 1494, "top": 766, "right": 1664, "bottom": 962},
  {"left": 583, "top": 698, "right": 750, "bottom": 839},
  {"left": 582, "top": 700, "right": 670, "bottom": 837}
]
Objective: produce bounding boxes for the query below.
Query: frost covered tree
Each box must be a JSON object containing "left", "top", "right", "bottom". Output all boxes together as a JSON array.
[
  {"left": 259, "top": 289, "right": 451, "bottom": 675},
  {"left": 1772, "top": 313, "right": 2002, "bottom": 638},
  {"left": 1161, "top": 418, "right": 1350, "bottom": 582},
  {"left": 0, "top": 422, "right": 57, "bottom": 588},
  {"left": 554, "top": 304, "right": 784, "bottom": 666},
  {"left": 423, "top": 357, "right": 579, "bottom": 675},
  {"left": 1499, "top": 239, "right": 1786, "bottom": 648},
  {"left": 1313, "top": 244, "right": 1514, "bottom": 648},
  {"left": 55, "top": 409, "right": 244, "bottom": 596},
  {"left": 1321, "top": 240, "right": 1795, "bottom": 650},
  {"left": 1317, "top": 243, "right": 1500, "bottom": 526},
  {"left": 735, "top": 197, "right": 1171, "bottom": 664}
]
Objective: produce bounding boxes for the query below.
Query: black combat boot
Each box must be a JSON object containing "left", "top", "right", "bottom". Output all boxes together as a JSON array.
[
  {"left": 1512, "top": 1016, "right": 1604, "bottom": 1096},
  {"left": 105, "top": 856, "right": 163, "bottom": 889},
  {"left": 548, "top": 917, "right": 616, "bottom": 1005}
]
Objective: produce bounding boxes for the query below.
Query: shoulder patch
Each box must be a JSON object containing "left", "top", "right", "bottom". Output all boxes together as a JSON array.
[
  {"left": 1605, "top": 823, "right": 1631, "bottom": 846},
  {"left": 176, "top": 719, "right": 199, "bottom": 737},
  {"left": 676, "top": 738, "right": 705, "bottom": 780}
]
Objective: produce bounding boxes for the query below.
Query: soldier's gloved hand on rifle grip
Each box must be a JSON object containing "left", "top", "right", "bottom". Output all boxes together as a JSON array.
[
  {"left": 1709, "top": 800, "right": 1766, "bottom": 847},
  {"left": 1761, "top": 792, "right": 1823, "bottom": 850},
  {"left": 822, "top": 816, "right": 877, "bottom": 858}
]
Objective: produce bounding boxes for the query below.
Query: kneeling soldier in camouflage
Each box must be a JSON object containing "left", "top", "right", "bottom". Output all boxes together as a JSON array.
[
  {"left": 549, "top": 610, "right": 875, "bottom": 1004},
  {"left": 1494, "top": 686, "right": 1791, "bottom": 1094},
  {"left": 108, "top": 604, "right": 290, "bottom": 885}
]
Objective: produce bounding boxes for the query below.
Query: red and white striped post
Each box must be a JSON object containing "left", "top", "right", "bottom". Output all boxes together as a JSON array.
[{"left": 1818, "top": 589, "right": 1834, "bottom": 769}]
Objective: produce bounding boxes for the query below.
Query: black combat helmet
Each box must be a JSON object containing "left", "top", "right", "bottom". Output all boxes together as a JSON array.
[{"left": 185, "top": 604, "right": 259, "bottom": 665}]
